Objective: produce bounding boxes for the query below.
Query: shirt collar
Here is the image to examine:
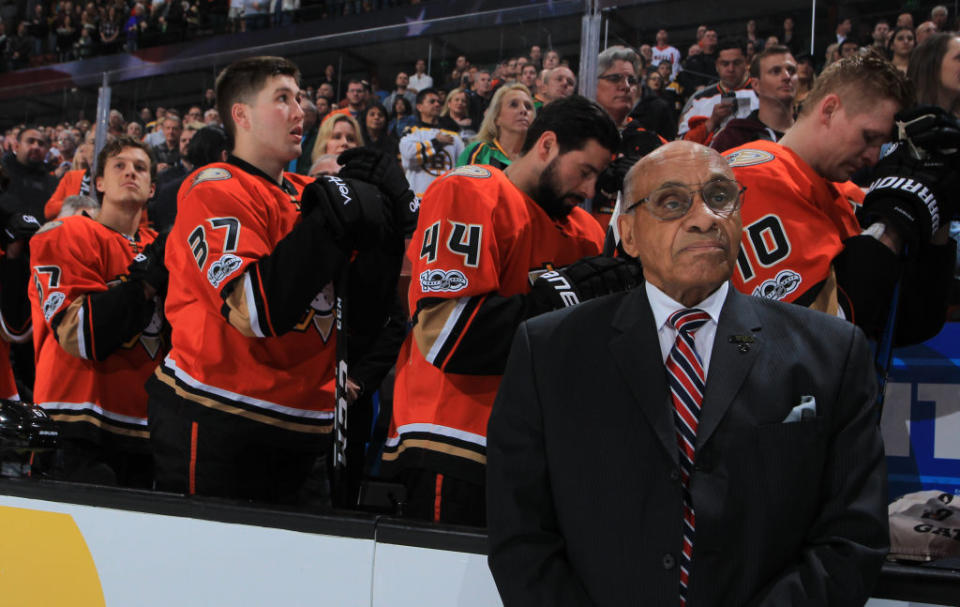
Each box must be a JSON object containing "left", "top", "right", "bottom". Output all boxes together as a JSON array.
[{"left": 645, "top": 280, "right": 728, "bottom": 332}]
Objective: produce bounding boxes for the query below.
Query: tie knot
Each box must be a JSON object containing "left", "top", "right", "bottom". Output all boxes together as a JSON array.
[{"left": 669, "top": 308, "right": 710, "bottom": 335}]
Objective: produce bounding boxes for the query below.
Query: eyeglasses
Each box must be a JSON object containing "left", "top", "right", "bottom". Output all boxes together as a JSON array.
[
  {"left": 598, "top": 73, "right": 639, "bottom": 87},
  {"left": 625, "top": 178, "right": 745, "bottom": 220}
]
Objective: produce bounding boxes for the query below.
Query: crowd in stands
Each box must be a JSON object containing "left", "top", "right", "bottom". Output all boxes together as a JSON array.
[
  {"left": 1, "top": 4, "right": 959, "bottom": 524},
  {"left": 0, "top": 0, "right": 427, "bottom": 69}
]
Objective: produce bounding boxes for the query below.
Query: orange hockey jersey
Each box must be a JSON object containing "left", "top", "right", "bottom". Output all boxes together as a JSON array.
[
  {"left": 28, "top": 215, "right": 161, "bottom": 447},
  {"left": 725, "top": 140, "right": 863, "bottom": 315},
  {"left": 384, "top": 165, "right": 605, "bottom": 483},
  {"left": 155, "top": 159, "right": 337, "bottom": 436}
]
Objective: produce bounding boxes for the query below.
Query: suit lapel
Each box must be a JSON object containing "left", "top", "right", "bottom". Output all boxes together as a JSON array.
[
  {"left": 696, "top": 287, "right": 763, "bottom": 450},
  {"left": 610, "top": 286, "right": 678, "bottom": 466}
]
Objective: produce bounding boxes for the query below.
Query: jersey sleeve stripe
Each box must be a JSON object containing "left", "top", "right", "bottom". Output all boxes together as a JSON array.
[
  {"left": 53, "top": 298, "right": 90, "bottom": 359},
  {"left": 244, "top": 271, "right": 269, "bottom": 337},
  {"left": 422, "top": 297, "right": 470, "bottom": 365},
  {"left": 221, "top": 274, "right": 259, "bottom": 338},
  {"left": 438, "top": 295, "right": 485, "bottom": 372},
  {"left": 250, "top": 265, "right": 278, "bottom": 337}
]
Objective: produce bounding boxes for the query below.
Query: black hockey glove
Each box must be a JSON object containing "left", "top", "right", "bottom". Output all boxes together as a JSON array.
[
  {"left": 1, "top": 212, "right": 41, "bottom": 247},
  {"left": 301, "top": 175, "right": 392, "bottom": 251},
  {"left": 127, "top": 232, "right": 169, "bottom": 297},
  {"left": 595, "top": 155, "right": 639, "bottom": 203},
  {"left": 526, "top": 255, "right": 643, "bottom": 317},
  {"left": 862, "top": 143, "right": 954, "bottom": 248},
  {"left": 337, "top": 147, "right": 418, "bottom": 238},
  {"left": 896, "top": 105, "right": 960, "bottom": 158}
]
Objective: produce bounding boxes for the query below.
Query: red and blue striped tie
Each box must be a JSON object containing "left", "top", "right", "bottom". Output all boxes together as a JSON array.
[{"left": 666, "top": 308, "right": 711, "bottom": 606}]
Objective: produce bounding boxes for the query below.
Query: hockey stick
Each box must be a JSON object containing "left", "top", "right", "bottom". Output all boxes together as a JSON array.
[
  {"left": 332, "top": 263, "right": 349, "bottom": 508},
  {"left": 874, "top": 278, "right": 901, "bottom": 419}
]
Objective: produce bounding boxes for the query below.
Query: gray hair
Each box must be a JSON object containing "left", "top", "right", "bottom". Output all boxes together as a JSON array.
[{"left": 598, "top": 45, "right": 640, "bottom": 76}]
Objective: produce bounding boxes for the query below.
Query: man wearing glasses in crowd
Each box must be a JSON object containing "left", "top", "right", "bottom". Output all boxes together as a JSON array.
[{"left": 488, "top": 140, "right": 887, "bottom": 607}]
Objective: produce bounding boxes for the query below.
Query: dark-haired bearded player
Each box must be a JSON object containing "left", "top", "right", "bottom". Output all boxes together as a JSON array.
[{"left": 382, "top": 95, "right": 646, "bottom": 526}]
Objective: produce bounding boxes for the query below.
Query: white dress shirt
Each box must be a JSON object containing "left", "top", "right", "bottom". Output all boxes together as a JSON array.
[{"left": 645, "top": 281, "right": 728, "bottom": 378}]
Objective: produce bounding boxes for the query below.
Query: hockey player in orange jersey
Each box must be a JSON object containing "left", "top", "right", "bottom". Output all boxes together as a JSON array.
[
  {"left": 384, "top": 96, "right": 645, "bottom": 526},
  {"left": 147, "top": 56, "right": 400, "bottom": 503},
  {"left": 725, "top": 54, "right": 958, "bottom": 344},
  {"left": 28, "top": 136, "right": 167, "bottom": 487}
]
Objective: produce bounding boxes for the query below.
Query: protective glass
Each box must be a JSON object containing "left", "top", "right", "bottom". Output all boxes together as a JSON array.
[{"left": 626, "top": 178, "right": 745, "bottom": 220}]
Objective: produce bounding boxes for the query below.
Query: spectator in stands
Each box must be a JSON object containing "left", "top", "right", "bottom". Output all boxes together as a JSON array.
[
  {"left": 184, "top": 106, "right": 204, "bottom": 124},
  {"left": 679, "top": 37, "right": 758, "bottom": 145},
  {"left": 519, "top": 64, "right": 538, "bottom": 95},
  {"left": 889, "top": 26, "right": 916, "bottom": 73},
  {"left": 74, "top": 25, "right": 95, "bottom": 59},
  {"left": 203, "top": 108, "right": 220, "bottom": 126},
  {"left": 780, "top": 16, "right": 804, "bottom": 56},
  {"left": 0, "top": 126, "right": 57, "bottom": 219},
  {"left": 542, "top": 48, "right": 560, "bottom": 69},
  {"left": 99, "top": 5, "right": 121, "bottom": 54},
  {"left": 897, "top": 12, "right": 915, "bottom": 29},
  {"left": 712, "top": 45, "right": 796, "bottom": 153},
  {"left": 835, "top": 16, "right": 852, "bottom": 46},
  {"left": 54, "top": 131, "right": 79, "bottom": 176},
  {"left": 911, "top": 32, "right": 960, "bottom": 118},
  {"left": 534, "top": 66, "right": 576, "bottom": 109},
  {"left": 10, "top": 22, "right": 34, "bottom": 70},
  {"left": 332, "top": 78, "right": 366, "bottom": 120},
  {"left": 794, "top": 53, "right": 816, "bottom": 114},
  {"left": 745, "top": 18, "right": 761, "bottom": 52},
  {"left": 932, "top": 5, "right": 949, "bottom": 31},
  {"left": 652, "top": 29, "right": 681, "bottom": 79},
  {"left": 438, "top": 87, "right": 477, "bottom": 141},
  {"left": 638, "top": 44, "right": 653, "bottom": 69},
  {"left": 917, "top": 21, "right": 937, "bottom": 46},
  {"left": 123, "top": 3, "right": 144, "bottom": 52},
  {"left": 107, "top": 109, "right": 125, "bottom": 137},
  {"left": 679, "top": 27, "right": 718, "bottom": 91},
  {"left": 409, "top": 58, "right": 432, "bottom": 92},
  {"left": 468, "top": 68, "right": 494, "bottom": 126},
  {"left": 839, "top": 39, "right": 859, "bottom": 59},
  {"left": 387, "top": 95, "right": 415, "bottom": 139},
  {"left": 311, "top": 112, "right": 362, "bottom": 164},
  {"left": 201, "top": 87, "right": 216, "bottom": 110},
  {"left": 870, "top": 20, "right": 891, "bottom": 55},
  {"left": 400, "top": 87, "right": 464, "bottom": 197},
  {"left": 824, "top": 42, "right": 840, "bottom": 66},
  {"left": 595, "top": 46, "right": 640, "bottom": 130},
  {"left": 529, "top": 44, "right": 542, "bottom": 68},
  {"left": 383, "top": 72, "right": 416, "bottom": 118},
  {"left": 150, "top": 124, "right": 227, "bottom": 233},
  {"left": 152, "top": 115, "right": 182, "bottom": 171},
  {"left": 292, "top": 98, "right": 319, "bottom": 175},
  {"left": 308, "top": 153, "right": 339, "bottom": 178},
  {"left": 358, "top": 103, "right": 398, "bottom": 158},
  {"left": 157, "top": 121, "right": 201, "bottom": 186},
  {"left": 55, "top": 14, "right": 78, "bottom": 61},
  {"left": 317, "top": 82, "right": 335, "bottom": 102},
  {"left": 126, "top": 122, "right": 143, "bottom": 139},
  {"left": 629, "top": 69, "right": 677, "bottom": 141},
  {"left": 457, "top": 83, "right": 533, "bottom": 169}
]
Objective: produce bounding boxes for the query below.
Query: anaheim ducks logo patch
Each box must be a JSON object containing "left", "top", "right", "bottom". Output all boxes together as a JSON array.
[
  {"left": 446, "top": 165, "right": 492, "bottom": 179},
  {"left": 726, "top": 149, "right": 775, "bottom": 167},
  {"left": 35, "top": 220, "right": 63, "bottom": 235},
  {"left": 192, "top": 167, "right": 232, "bottom": 186}
]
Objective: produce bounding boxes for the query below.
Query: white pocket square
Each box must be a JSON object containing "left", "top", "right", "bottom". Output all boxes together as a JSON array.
[{"left": 783, "top": 395, "right": 817, "bottom": 423}]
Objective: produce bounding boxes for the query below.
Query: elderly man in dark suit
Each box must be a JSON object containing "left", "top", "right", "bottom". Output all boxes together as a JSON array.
[{"left": 487, "top": 140, "right": 888, "bottom": 607}]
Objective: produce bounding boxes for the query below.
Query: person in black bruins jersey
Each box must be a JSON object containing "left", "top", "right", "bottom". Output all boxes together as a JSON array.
[{"left": 147, "top": 56, "right": 400, "bottom": 503}]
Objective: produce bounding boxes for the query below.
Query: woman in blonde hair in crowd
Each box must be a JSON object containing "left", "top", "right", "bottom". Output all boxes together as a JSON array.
[
  {"left": 456, "top": 83, "right": 534, "bottom": 169},
  {"left": 311, "top": 113, "right": 363, "bottom": 165},
  {"left": 438, "top": 87, "right": 477, "bottom": 141}
]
